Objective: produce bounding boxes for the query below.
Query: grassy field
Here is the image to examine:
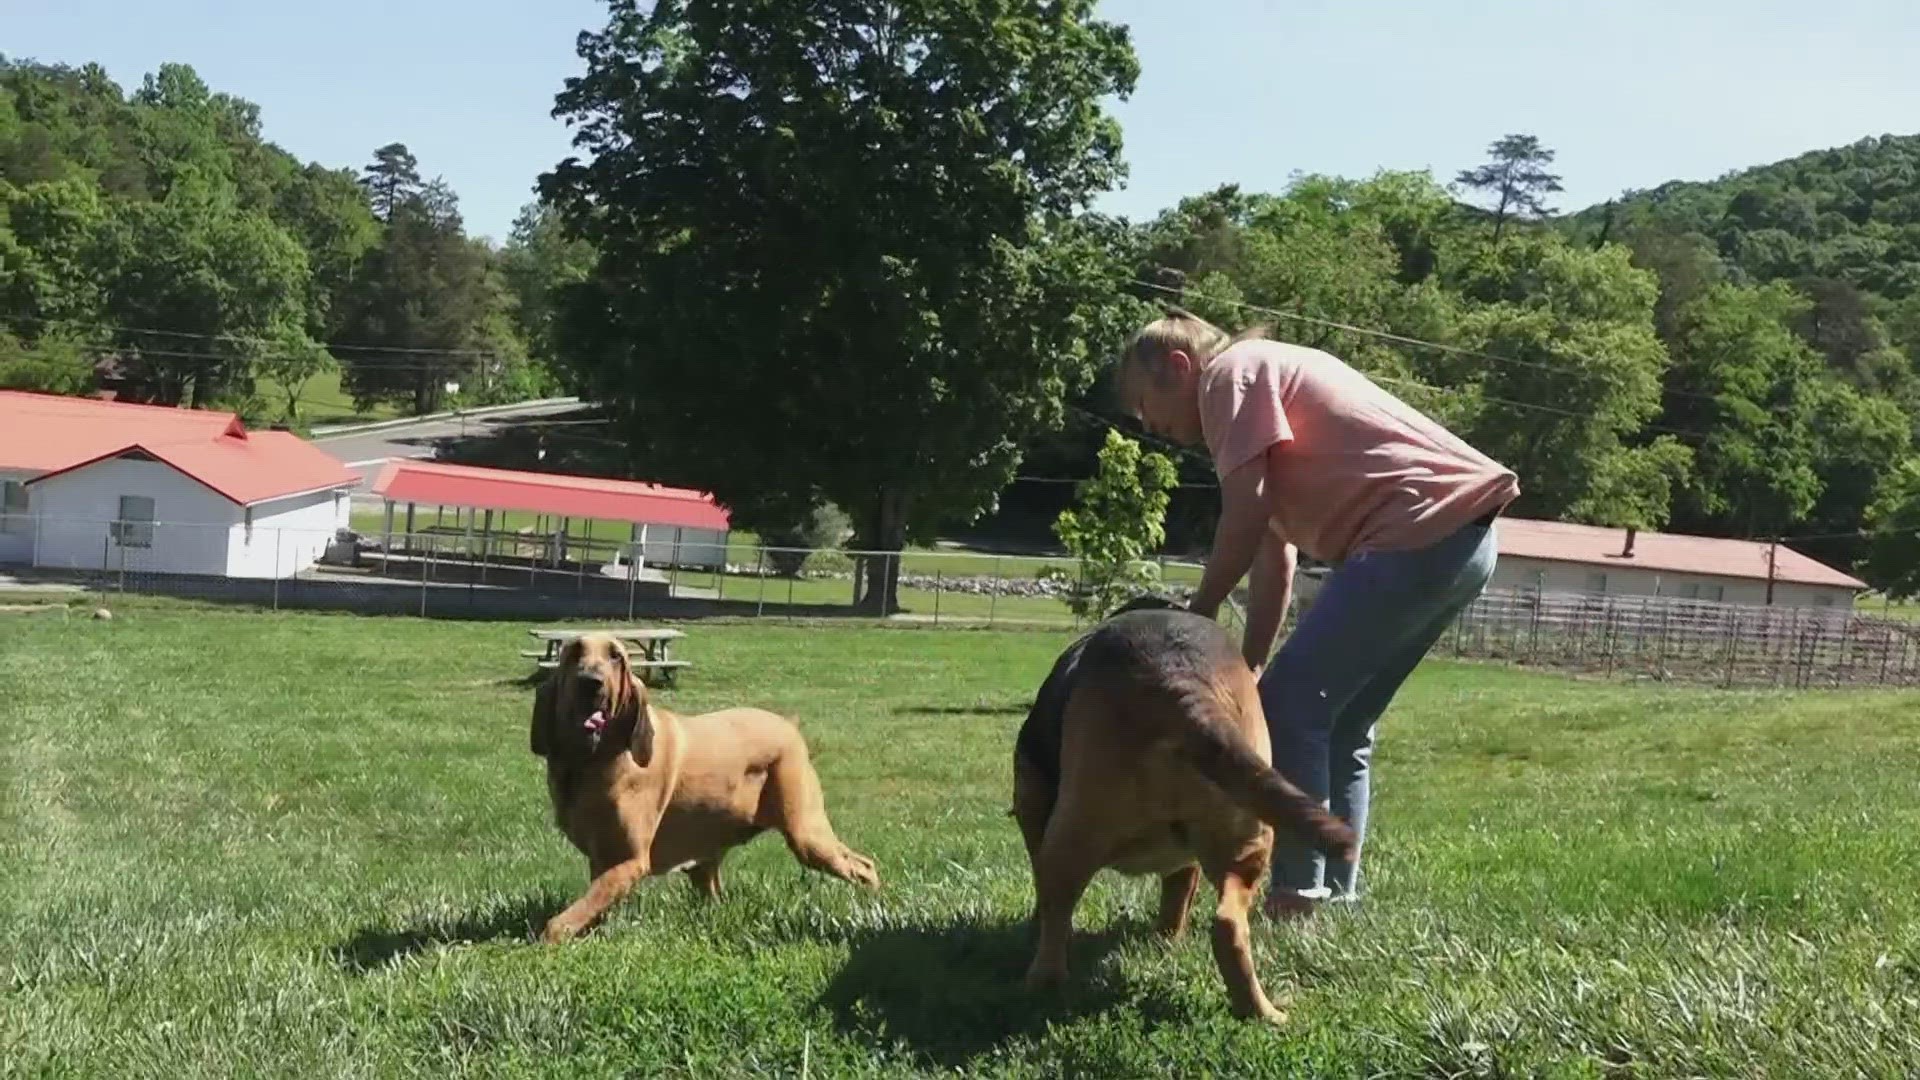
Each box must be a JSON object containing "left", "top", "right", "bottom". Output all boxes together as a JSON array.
[
  {"left": 5, "top": 604, "right": 1919, "bottom": 1077},
  {"left": 261, "top": 366, "right": 402, "bottom": 427}
]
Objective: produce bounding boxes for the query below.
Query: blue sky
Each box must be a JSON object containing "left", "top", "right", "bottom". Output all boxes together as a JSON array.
[{"left": 10, "top": 0, "right": 1920, "bottom": 243}]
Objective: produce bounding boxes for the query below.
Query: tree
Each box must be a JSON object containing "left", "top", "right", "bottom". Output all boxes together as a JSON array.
[
  {"left": 0, "top": 328, "right": 95, "bottom": 394},
  {"left": 255, "top": 331, "right": 335, "bottom": 421},
  {"left": 499, "top": 201, "right": 594, "bottom": 368},
  {"left": 1862, "top": 456, "right": 1920, "bottom": 599},
  {"left": 543, "top": 0, "right": 1141, "bottom": 614},
  {"left": 1049, "top": 430, "right": 1178, "bottom": 619},
  {"left": 273, "top": 163, "right": 379, "bottom": 337},
  {"left": 1449, "top": 235, "right": 1681, "bottom": 524},
  {"left": 98, "top": 179, "right": 313, "bottom": 407},
  {"left": 334, "top": 173, "right": 494, "bottom": 414},
  {"left": 1456, "top": 134, "right": 1564, "bottom": 243},
  {"left": 1662, "top": 282, "right": 1828, "bottom": 536},
  {"left": 360, "top": 142, "right": 421, "bottom": 223}
]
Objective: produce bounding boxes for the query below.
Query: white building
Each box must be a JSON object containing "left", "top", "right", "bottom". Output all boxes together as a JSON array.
[
  {"left": 0, "top": 391, "right": 359, "bottom": 579},
  {"left": 1488, "top": 517, "right": 1866, "bottom": 609}
]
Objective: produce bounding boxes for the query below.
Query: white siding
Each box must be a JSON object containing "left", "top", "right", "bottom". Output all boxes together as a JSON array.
[
  {"left": 1491, "top": 555, "right": 1857, "bottom": 611},
  {"left": 629, "top": 524, "right": 729, "bottom": 570},
  {"left": 224, "top": 488, "right": 353, "bottom": 578},
  {"left": 29, "top": 458, "right": 238, "bottom": 575}
]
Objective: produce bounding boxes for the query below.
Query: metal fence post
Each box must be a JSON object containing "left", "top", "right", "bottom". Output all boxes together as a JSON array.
[
  {"left": 669, "top": 531, "right": 682, "bottom": 600},
  {"left": 622, "top": 538, "right": 637, "bottom": 622},
  {"left": 419, "top": 535, "right": 429, "bottom": 618},
  {"left": 933, "top": 570, "right": 943, "bottom": 626},
  {"left": 755, "top": 547, "right": 768, "bottom": 617},
  {"left": 988, "top": 556, "right": 1002, "bottom": 628},
  {"left": 1722, "top": 610, "right": 1740, "bottom": 688}
]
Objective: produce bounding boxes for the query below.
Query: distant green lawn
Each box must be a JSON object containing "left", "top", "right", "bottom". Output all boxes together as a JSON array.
[
  {"left": 261, "top": 366, "right": 401, "bottom": 426},
  {"left": 5, "top": 601, "right": 1918, "bottom": 1076}
]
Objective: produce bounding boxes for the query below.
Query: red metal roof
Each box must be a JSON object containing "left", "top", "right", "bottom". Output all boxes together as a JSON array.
[
  {"left": 370, "top": 459, "right": 731, "bottom": 532},
  {"left": 2, "top": 390, "right": 358, "bottom": 506},
  {"left": 1496, "top": 516, "right": 1866, "bottom": 590}
]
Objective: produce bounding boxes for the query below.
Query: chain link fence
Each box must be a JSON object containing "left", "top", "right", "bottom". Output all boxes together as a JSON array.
[{"left": 7, "top": 516, "right": 1915, "bottom": 690}]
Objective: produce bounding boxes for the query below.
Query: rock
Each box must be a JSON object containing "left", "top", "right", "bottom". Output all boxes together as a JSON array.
[{"left": 92, "top": 608, "right": 114, "bottom": 621}]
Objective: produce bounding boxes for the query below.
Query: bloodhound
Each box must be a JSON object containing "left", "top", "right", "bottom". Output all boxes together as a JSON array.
[
  {"left": 530, "top": 633, "right": 878, "bottom": 943},
  {"left": 1012, "top": 597, "right": 1356, "bottom": 1022}
]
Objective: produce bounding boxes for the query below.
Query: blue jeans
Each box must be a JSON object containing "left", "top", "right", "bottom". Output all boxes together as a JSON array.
[{"left": 1258, "top": 518, "right": 1499, "bottom": 901}]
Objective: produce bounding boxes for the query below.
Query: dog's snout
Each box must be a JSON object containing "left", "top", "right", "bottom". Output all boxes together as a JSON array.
[{"left": 574, "top": 669, "right": 605, "bottom": 687}]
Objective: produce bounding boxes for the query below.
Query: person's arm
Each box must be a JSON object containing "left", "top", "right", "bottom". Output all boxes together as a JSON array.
[
  {"left": 1187, "top": 457, "right": 1269, "bottom": 621},
  {"left": 1240, "top": 534, "right": 1296, "bottom": 673}
]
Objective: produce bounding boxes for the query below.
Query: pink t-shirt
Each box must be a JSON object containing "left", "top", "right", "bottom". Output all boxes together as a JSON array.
[{"left": 1198, "top": 339, "right": 1519, "bottom": 564}]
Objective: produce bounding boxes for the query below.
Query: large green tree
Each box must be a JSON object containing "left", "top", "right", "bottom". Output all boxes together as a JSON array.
[
  {"left": 1662, "top": 282, "right": 1828, "bottom": 537},
  {"left": 1448, "top": 234, "right": 1685, "bottom": 526},
  {"left": 333, "top": 168, "right": 494, "bottom": 415},
  {"left": 499, "top": 201, "right": 594, "bottom": 369},
  {"left": 543, "top": 0, "right": 1142, "bottom": 613}
]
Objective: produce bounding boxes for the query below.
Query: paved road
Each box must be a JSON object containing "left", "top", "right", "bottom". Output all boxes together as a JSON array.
[{"left": 313, "top": 400, "right": 586, "bottom": 492}]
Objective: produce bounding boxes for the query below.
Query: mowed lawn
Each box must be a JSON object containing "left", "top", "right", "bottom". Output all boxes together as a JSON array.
[{"left": 4, "top": 606, "right": 1920, "bottom": 1077}]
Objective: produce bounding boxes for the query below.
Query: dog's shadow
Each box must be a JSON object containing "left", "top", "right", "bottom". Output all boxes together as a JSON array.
[
  {"left": 328, "top": 892, "right": 563, "bottom": 974},
  {"left": 816, "top": 914, "right": 1156, "bottom": 1065}
]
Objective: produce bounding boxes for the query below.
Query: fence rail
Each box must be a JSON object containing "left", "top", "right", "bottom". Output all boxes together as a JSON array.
[{"left": 6, "top": 517, "right": 1916, "bottom": 690}]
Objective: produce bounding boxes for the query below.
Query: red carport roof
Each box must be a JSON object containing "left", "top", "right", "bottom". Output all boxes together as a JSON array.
[{"left": 370, "top": 459, "right": 730, "bottom": 531}]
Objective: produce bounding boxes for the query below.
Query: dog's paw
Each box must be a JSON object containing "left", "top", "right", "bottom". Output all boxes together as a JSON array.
[
  {"left": 1236, "top": 1001, "right": 1289, "bottom": 1026},
  {"left": 838, "top": 849, "right": 881, "bottom": 889},
  {"left": 1024, "top": 962, "right": 1067, "bottom": 992}
]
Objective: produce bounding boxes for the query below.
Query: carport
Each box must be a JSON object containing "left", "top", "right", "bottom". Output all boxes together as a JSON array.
[{"left": 368, "top": 459, "right": 731, "bottom": 576}]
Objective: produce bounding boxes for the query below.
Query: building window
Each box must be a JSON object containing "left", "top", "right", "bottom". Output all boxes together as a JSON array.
[
  {"left": 112, "top": 495, "right": 156, "bottom": 549},
  {"left": 0, "top": 480, "right": 28, "bottom": 535},
  {"left": 1814, "top": 593, "right": 1835, "bottom": 607},
  {"left": 244, "top": 506, "right": 254, "bottom": 544},
  {"left": 1677, "top": 582, "right": 1724, "bottom": 602},
  {"left": 1679, "top": 582, "right": 1725, "bottom": 602},
  {"left": 1584, "top": 571, "right": 1608, "bottom": 595}
]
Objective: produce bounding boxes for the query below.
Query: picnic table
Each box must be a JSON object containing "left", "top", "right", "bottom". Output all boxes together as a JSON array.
[{"left": 523, "top": 626, "right": 690, "bottom": 686}]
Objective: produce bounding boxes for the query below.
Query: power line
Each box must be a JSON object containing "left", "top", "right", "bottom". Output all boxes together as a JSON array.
[
  {"left": 1133, "top": 278, "right": 1732, "bottom": 409},
  {"left": 8, "top": 313, "right": 506, "bottom": 358}
]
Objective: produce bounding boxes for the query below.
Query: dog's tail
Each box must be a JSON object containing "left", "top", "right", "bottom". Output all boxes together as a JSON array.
[{"left": 1168, "top": 679, "right": 1356, "bottom": 860}]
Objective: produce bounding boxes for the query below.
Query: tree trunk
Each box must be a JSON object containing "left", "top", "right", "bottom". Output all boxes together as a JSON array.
[{"left": 854, "top": 489, "right": 907, "bottom": 616}]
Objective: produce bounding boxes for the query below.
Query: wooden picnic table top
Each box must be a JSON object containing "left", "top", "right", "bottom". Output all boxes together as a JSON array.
[{"left": 527, "top": 627, "right": 684, "bottom": 642}]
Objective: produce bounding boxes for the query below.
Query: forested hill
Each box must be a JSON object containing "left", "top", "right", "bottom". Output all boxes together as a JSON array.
[
  {"left": 1570, "top": 133, "right": 1920, "bottom": 394},
  {"left": 1575, "top": 134, "right": 1920, "bottom": 298},
  {"left": 0, "top": 58, "right": 580, "bottom": 422}
]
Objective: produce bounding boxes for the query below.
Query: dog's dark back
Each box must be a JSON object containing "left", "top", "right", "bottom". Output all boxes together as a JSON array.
[{"left": 1016, "top": 596, "right": 1233, "bottom": 783}]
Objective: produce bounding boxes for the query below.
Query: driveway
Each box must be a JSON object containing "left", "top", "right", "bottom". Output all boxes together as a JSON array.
[{"left": 313, "top": 399, "right": 586, "bottom": 492}]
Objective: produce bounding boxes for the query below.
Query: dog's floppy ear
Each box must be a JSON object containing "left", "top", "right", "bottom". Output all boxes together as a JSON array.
[
  {"left": 530, "top": 675, "right": 558, "bottom": 757},
  {"left": 618, "top": 657, "right": 655, "bottom": 767}
]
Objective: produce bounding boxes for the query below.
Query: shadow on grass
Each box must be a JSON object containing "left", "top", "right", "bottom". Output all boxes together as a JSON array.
[
  {"left": 897, "top": 702, "right": 1033, "bottom": 717},
  {"left": 328, "top": 891, "right": 565, "bottom": 974},
  {"left": 818, "top": 915, "right": 1144, "bottom": 1067}
]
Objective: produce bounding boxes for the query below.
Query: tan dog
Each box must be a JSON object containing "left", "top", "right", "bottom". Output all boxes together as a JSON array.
[
  {"left": 1012, "top": 599, "right": 1356, "bottom": 1022},
  {"left": 531, "top": 633, "right": 878, "bottom": 943}
]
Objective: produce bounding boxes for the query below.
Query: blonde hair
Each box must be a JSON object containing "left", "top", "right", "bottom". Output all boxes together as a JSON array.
[{"left": 1118, "top": 308, "right": 1268, "bottom": 385}]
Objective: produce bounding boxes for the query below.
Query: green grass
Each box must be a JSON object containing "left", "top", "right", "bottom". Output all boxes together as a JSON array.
[
  {"left": 8, "top": 603, "right": 1918, "bottom": 1076},
  {"left": 264, "top": 366, "right": 402, "bottom": 426}
]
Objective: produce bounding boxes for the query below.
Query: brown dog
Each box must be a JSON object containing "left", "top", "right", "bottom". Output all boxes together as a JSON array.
[
  {"left": 530, "top": 633, "right": 878, "bottom": 943},
  {"left": 1012, "top": 599, "right": 1356, "bottom": 1022}
]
